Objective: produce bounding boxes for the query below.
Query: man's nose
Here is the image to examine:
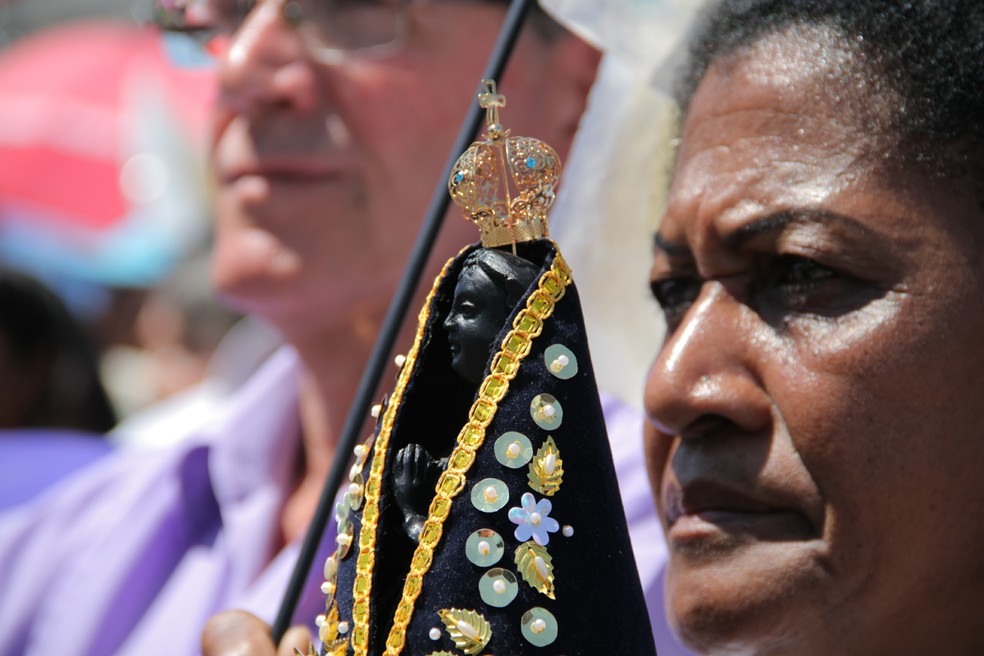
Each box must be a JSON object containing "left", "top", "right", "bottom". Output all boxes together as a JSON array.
[
  {"left": 216, "top": 0, "right": 321, "bottom": 115},
  {"left": 644, "top": 282, "right": 771, "bottom": 439}
]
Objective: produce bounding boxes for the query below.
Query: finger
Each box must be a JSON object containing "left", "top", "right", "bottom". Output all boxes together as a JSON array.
[
  {"left": 394, "top": 448, "right": 408, "bottom": 479},
  {"left": 201, "top": 610, "right": 275, "bottom": 656},
  {"left": 277, "top": 625, "right": 315, "bottom": 656}
]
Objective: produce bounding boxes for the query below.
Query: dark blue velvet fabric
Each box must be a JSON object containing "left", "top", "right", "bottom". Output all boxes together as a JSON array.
[{"left": 332, "top": 241, "right": 657, "bottom": 655}]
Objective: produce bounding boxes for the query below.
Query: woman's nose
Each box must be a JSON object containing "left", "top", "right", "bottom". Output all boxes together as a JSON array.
[
  {"left": 644, "top": 282, "right": 772, "bottom": 439},
  {"left": 216, "top": 0, "right": 321, "bottom": 116}
]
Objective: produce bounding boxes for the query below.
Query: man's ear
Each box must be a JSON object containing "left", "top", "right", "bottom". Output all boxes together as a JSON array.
[
  {"left": 504, "top": 32, "right": 601, "bottom": 161},
  {"left": 537, "top": 35, "right": 601, "bottom": 158}
]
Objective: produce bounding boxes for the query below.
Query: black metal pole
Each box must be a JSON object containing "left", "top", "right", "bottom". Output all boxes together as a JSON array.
[{"left": 271, "top": 0, "right": 536, "bottom": 642}]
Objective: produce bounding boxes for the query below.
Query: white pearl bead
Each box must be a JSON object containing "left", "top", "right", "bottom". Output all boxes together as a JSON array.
[
  {"left": 531, "top": 618, "right": 547, "bottom": 634},
  {"left": 493, "top": 579, "right": 507, "bottom": 593},
  {"left": 563, "top": 525, "right": 574, "bottom": 537},
  {"left": 456, "top": 621, "right": 479, "bottom": 640},
  {"left": 429, "top": 627, "right": 441, "bottom": 640}
]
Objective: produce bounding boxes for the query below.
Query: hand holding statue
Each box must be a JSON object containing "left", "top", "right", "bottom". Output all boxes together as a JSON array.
[{"left": 201, "top": 611, "right": 313, "bottom": 656}]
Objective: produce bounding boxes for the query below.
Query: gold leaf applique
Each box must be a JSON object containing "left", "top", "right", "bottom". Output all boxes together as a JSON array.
[
  {"left": 292, "top": 644, "right": 320, "bottom": 656},
  {"left": 438, "top": 608, "right": 492, "bottom": 655},
  {"left": 318, "top": 604, "right": 340, "bottom": 645},
  {"left": 527, "top": 436, "right": 563, "bottom": 496},
  {"left": 515, "top": 541, "right": 556, "bottom": 599},
  {"left": 324, "top": 637, "right": 349, "bottom": 656}
]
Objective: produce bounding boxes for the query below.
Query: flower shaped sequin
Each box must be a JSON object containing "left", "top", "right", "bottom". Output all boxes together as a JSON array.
[{"left": 508, "top": 492, "right": 560, "bottom": 546}]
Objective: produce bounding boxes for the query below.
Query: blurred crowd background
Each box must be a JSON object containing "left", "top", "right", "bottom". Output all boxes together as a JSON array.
[{"left": 0, "top": 0, "right": 248, "bottom": 441}]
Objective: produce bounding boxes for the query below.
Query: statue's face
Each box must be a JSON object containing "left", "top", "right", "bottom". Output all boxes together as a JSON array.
[{"left": 444, "top": 264, "right": 511, "bottom": 384}]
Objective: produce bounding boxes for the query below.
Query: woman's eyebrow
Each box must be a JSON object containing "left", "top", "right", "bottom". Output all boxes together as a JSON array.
[
  {"left": 724, "top": 209, "right": 875, "bottom": 249},
  {"left": 653, "top": 233, "right": 691, "bottom": 257}
]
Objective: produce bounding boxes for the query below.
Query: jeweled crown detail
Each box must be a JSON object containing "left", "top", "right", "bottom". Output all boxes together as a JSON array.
[{"left": 449, "top": 80, "right": 561, "bottom": 249}]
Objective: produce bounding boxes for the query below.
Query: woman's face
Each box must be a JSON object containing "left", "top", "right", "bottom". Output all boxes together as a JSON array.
[
  {"left": 444, "top": 263, "right": 510, "bottom": 385},
  {"left": 645, "top": 30, "right": 984, "bottom": 655}
]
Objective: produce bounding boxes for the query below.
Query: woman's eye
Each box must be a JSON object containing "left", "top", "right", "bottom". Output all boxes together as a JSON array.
[
  {"left": 759, "top": 255, "right": 862, "bottom": 316},
  {"left": 650, "top": 277, "right": 702, "bottom": 327},
  {"left": 772, "top": 255, "right": 837, "bottom": 287}
]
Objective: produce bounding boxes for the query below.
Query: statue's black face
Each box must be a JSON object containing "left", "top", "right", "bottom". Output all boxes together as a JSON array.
[{"left": 443, "top": 264, "right": 511, "bottom": 385}]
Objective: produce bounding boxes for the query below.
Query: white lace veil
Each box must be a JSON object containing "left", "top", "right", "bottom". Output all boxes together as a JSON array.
[{"left": 542, "top": 0, "right": 704, "bottom": 411}]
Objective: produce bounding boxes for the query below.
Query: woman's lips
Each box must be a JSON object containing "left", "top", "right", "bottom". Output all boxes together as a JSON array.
[{"left": 664, "top": 481, "right": 815, "bottom": 544}]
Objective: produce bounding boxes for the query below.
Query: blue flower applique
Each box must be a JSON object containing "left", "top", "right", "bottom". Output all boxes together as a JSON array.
[{"left": 508, "top": 492, "right": 560, "bottom": 546}]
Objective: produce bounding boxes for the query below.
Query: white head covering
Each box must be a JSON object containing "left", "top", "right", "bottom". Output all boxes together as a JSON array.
[{"left": 542, "top": 0, "right": 704, "bottom": 410}]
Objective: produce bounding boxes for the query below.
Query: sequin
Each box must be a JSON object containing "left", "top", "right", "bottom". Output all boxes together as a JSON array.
[
  {"left": 544, "top": 344, "right": 578, "bottom": 380},
  {"left": 346, "top": 480, "right": 364, "bottom": 511},
  {"left": 336, "top": 519, "right": 354, "bottom": 559},
  {"left": 508, "top": 492, "right": 560, "bottom": 546},
  {"left": 335, "top": 501, "right": 349, "bottom": 523},
  {"left": 465, "top": 528, "right": 505, "bottom": 567},
  {"left": 470, "top": 478, "right": 509, "bottom": 512},
  {"left": 323, "top": 553, "right": 338, "bottom": 580},
  {"left": 530, "top": 394, "right": 563, "bottom": 430},
  {"left": 479, "top": 568, "right": 519, "bottom": 607},
  {"left": 521, "top": 607, "right": 559, "bottom": 647},
  {"left": 494, "top": 431, "right": 533, "bottom": 469}
]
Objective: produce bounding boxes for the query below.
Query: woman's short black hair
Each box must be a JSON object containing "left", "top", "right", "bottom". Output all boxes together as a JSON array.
[{"left": 676, "top": 0, "right": 984, "bottom": 189}]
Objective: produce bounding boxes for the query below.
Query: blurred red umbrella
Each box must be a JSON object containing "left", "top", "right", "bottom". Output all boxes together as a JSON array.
[{"left": 0, "top": 20, "right": 215, "bottom": 297}]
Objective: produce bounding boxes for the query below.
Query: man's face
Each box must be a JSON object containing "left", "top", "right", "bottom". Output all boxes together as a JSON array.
[
  {"left": 646, "top": 28, "right": 984, "bottom": 655},
  {"left": 208, "top": 1, "right": 579, "bottom": 342}
]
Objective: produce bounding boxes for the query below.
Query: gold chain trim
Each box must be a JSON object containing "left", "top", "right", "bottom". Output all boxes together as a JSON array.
[{"left": 382, "top": 249, "right": 572, "bottom": 656}]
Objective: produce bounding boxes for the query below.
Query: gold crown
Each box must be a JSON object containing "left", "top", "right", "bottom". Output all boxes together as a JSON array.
[{"left": 448, "top": 80, "right": 562, "bottom": 249}]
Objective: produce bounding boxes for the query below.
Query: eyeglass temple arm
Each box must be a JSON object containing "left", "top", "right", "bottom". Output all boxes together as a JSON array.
[{"left": 271, "top": 0, "right": 537, "bottom": 644}]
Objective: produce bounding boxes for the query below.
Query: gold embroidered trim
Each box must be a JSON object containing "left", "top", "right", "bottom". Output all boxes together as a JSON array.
[{"left": 382, "top": 248, "right": 572, "bottom": 656}]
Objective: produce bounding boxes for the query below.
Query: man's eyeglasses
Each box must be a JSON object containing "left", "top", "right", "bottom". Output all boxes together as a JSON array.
[{"left": 153, "top": 0, "right": 412, "bottom": 65}]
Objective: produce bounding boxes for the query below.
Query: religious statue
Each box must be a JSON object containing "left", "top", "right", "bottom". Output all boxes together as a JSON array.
[
  {"left": 312, "top": 81, "right": 657, "bottom": 656},
  {"left": 393, "top": 248, "right": 540, "bottom": 544}
]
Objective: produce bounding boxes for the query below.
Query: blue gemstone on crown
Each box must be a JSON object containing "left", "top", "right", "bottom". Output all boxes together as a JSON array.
[
  {"left": 526, "top": 157, "right": 537, "bottom": 169},
  {"left": 454, "top": 172, "right": 465, "bottom": 183}
]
